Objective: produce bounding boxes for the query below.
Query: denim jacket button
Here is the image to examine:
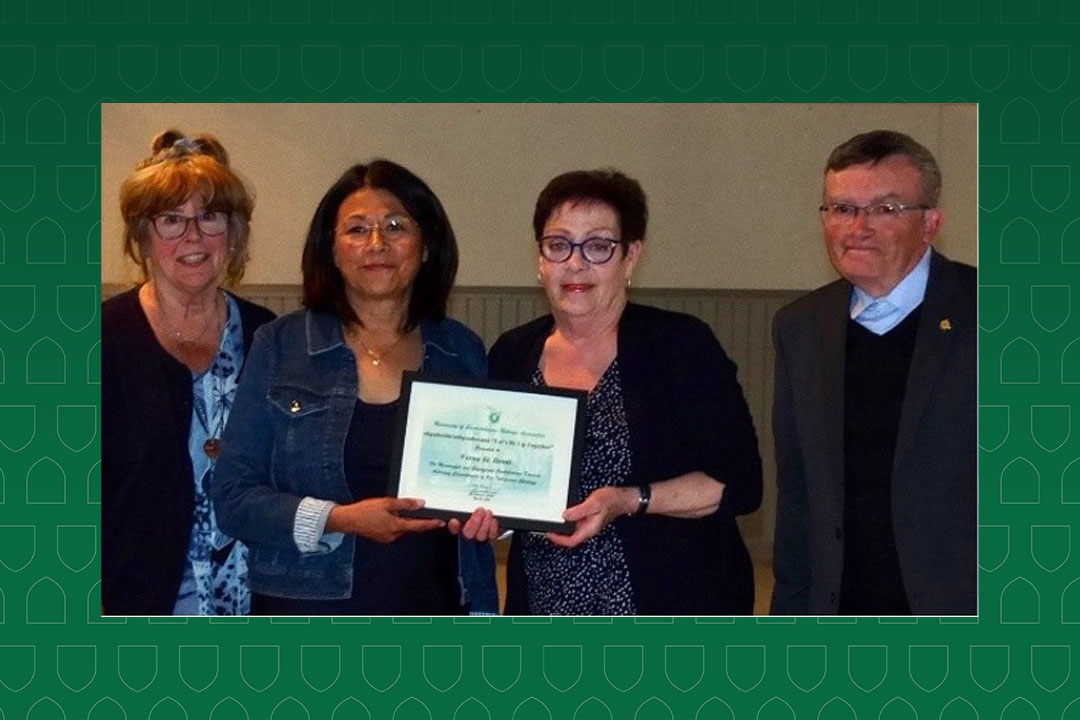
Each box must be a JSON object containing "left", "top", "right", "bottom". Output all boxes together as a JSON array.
[{"left": 289, "top": 400, "right": 301, "bottom": 413}]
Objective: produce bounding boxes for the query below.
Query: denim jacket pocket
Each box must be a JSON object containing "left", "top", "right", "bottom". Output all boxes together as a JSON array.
[
  {"left": 267, "top": 384, "right": 333, "bottom": 419},
  {"left": 266, "top": 384, "right": 336, "bottom": 492}
]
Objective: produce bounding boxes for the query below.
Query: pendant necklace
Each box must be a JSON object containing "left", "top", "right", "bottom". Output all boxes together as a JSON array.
[
  {"left": 204, "top": 438, "right": 222, "bottom": 459},
  {"left": 148, "top": 285, "right": 225, "bottom": 458},
  {"left": 346, "top": 323, "right": 403, "bottom": 367},
  {"left": 159, "top": 291, "right": 224, "bottom": 459},
  {"left": 192, "top": 362, "right": 226, "bottom": 459},
  {"left": 160, "top": 293, "right": 218, "bottom": 347},
  {"left": 202, "top": 373, "right": 225, "bottom": 459},
  {"left": 158, "top": 290, "right": 221, "bottom": 352},
  {"left": 202, "top": 296, "right": 228, "bottom": 459}
]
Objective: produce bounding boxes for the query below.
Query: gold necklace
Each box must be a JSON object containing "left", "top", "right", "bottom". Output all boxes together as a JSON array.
[
  {"left": 156, "top": 289, "right": 223, "bottom": 349},
  {"left": 345, "top": 323, "right": 403, "bottom": 367}
]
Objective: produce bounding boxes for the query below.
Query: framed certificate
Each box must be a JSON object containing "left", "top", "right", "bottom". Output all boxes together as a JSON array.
[{"left": 388, "top": 372, "right": 587, "bottom": 534}]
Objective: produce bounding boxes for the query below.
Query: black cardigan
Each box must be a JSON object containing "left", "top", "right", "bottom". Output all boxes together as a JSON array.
[
  {"left": 101, "top": 287, "right": 275, "bottom": 614},
  {"left": 489, "top": 303, "right": 763, "bottom": 614}
]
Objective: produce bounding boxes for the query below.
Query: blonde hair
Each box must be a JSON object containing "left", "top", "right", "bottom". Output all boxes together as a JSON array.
[{"left": 119, "top": 129, "right": 254, "bottom": 285}]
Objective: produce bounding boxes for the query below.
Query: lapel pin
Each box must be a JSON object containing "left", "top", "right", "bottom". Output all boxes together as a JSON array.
[{"left": 940, "top": 319, "right": 952, "bottom": 332}]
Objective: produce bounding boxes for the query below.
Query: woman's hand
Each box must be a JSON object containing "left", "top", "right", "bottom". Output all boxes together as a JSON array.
[
  {"left": 543, "top": 473, "right": 727, "bottom": 549},
  {"left": 448, "top": 508, "right": 501, "bottom": 542},
  {"left": 325, "top": 497, "right": 445, "bottom": 544},
  {"left": 545, "top": 486, "right": 638, "bottom": 549}
]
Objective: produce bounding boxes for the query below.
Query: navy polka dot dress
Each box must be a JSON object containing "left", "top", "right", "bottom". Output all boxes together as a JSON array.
[{"left": 522, "top": 360, "right": 636, "bottom": 615}]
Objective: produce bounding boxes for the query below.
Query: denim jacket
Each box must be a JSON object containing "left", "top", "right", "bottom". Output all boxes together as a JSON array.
[{"left": 210, "top": 309, "right": 497, "bottom": 612}]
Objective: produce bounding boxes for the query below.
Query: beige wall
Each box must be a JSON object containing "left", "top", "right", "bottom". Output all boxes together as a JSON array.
[{"left": 101, "top": 103, "right": 977, "bottom": 289}]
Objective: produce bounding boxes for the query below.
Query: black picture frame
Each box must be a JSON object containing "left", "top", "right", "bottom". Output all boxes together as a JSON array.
[{"left": 387, "top": 371, "right": 587, "bottom": 534}]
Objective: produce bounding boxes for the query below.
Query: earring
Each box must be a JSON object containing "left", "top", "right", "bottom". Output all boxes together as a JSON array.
[
  {"left": 422, "top": 247, "right": 429, "bottom": 262},
  {"left": 537, "top": 271, "right": 543, "bottom": 284},
  {"left": 626, "top": 276, "right": 632, "bottom": 288}
]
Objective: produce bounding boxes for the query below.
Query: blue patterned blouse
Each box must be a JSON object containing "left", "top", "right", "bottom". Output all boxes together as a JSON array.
[{"left": 172, "top": 294, "right": 249, "bottom": 615}]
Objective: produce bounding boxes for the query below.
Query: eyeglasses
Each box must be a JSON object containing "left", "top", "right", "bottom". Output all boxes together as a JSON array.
[
  {"left": 538, "top": 236, "right": 625, "bottom": 264},
  {"left": 336, "top": 215, "right": 417, "bottom": 243},
  {"left": 819, "top": 202, "right": 930, "bottom": 225},
  {"left": 152, "top": 211, "right": 229, "bottom": 240}
]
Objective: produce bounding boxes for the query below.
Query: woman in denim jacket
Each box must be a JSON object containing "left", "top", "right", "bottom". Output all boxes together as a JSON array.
[{"left": 211, "top": 160, "right": 499, "bottom": 614}]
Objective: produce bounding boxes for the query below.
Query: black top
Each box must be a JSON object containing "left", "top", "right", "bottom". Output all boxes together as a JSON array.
[
  {"left": 253, "top": 400, "right": 460, "bottom": 615},
  {"left": 489, "top": 303, "right": 763, "bottom": 615},
  {"left": 840, "top": 307, "right": 921, "bottom": 614},
  {"left": 101, "top": 287, "right": 275, "bottom": 615}
]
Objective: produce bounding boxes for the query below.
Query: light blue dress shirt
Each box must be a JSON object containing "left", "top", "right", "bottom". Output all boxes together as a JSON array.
[{"left": 849, "top": 247, "right": 932, "bottom": 335}]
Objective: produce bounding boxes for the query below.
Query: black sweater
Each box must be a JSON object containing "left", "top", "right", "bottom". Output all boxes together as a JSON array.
[
  {"left": 489, "top": 303, "right": 763, "bottom": 614},
  {"left": 101, "top": 287, "right": 275, "bottom": 614},
  {"left": 840, "top": 309, "right": 920, "bottom": 614}
]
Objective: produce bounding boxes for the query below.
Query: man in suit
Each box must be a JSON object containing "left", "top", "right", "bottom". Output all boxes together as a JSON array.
[{"left": 770, "top": 130, "right": 976, "bottom": 615}]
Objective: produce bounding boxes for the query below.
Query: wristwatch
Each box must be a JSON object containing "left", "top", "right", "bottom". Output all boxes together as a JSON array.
[{"left": 634, "top": 483, "right": 652, "bottom": 516}]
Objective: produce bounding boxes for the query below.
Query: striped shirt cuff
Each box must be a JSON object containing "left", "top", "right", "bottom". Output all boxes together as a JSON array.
[{"left": 293, "top": 497, "right": 337, "bottom": 554}]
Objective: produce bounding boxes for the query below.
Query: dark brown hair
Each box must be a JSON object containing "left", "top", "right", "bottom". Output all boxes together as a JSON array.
[
  {"left": 532, "top": 169, "right": 648, "bottom": 245},
  {"left": 825, "top": 130, "right": 942, "bottom": 206},
  {"left": 301, "top": 160, "right": 458, "bottom": 331}
]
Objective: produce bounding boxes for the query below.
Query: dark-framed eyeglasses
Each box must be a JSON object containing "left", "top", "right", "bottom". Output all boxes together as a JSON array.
[
  {"left": 818, "top": 202, "right": 930, "bottom": 225},
  {"left": 335, "top": 215, "right": 418, "bottom": 243},
  {"left": 152, "top": 210, "right": 229, "bottom": 240},
  {"left": 538, "top": 236, "right": 625, "bottom": 264}
]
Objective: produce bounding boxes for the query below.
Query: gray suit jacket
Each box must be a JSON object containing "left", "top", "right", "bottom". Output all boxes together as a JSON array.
[{"left": 770, "top": 249, "right": 977, "bottom": 615}]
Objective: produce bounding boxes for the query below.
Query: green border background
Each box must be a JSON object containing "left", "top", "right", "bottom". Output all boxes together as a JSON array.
[{"left": 2, "top": 0, "right": 1079, "bottom": 716}]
